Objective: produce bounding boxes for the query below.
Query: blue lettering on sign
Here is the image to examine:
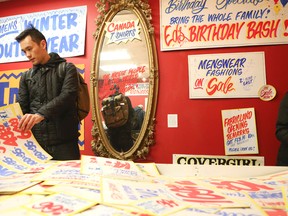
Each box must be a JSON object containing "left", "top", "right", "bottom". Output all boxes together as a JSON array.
[
  {"left": 46, "top": 34, "right": 79, "bottom": 53},
  {"left": 170, "top": 16, "right": 190, "bottom": 25},
  {"left": 9, "top": 88, "right": 18, "bottom": 104},
  {"left": 110, "top": 29, "right": 136, "bottom": 42},
  {"left": 249, "top": 191, "right": 282, "bottom": 199},
  {"left": 0, "top": 81, "right": 20, "bottom": 106},
  {"left": 24, "top": 140, "right": 49, "bottom": 161},
  {"left": 0, "top": 19, "right": 19, "bottom": 38},
  {"left": 0, "top": 82, "right": 9, "bottom": 106},
  {"left": 229, "top": 148, "right": 239, "bottom": 152},
  {"left": 198, "top": 58, "right": 246, "bottom": 69},
  {"left": 3, "top": 156, "right": 26, "bottom": 170},
  {"left": 135, "top": 188, "right": 160, "bottom": 199},
  {"left": 123, "top": 185, "right": 138, "bottom": 200},
  {"left": 165, "top": 0, "right": 208, "bottom": 15},
  {"left": 0, "top": 41, "right": 21, "bottom": 59},
  {"left": 23, "top": 13, "right": 78, "bottom": 31},
  {"left": 12, "top": 147, "right": 37, "bottom": 166},
  {"left": 207, "top": 12, "right": 232, "bottom": 22},
  {"left": 216, "top": 0, "right": 264, "bottom": 10},
  {"left": 0, "top": 165, "right": 16, "bottom": 177}
]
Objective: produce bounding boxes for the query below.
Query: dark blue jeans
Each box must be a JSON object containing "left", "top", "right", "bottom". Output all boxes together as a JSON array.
[{"left": 43, "top": 141, "right": 80, "bottom": 160}]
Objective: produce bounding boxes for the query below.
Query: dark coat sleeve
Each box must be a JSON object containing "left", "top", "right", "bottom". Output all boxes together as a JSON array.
[{"left": 276, "top": 92, "right": 288, "bottom": 144}]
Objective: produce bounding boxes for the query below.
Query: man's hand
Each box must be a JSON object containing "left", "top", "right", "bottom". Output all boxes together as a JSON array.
[{"left": 18, "top": 113, "right": 44, "bottom": 132}]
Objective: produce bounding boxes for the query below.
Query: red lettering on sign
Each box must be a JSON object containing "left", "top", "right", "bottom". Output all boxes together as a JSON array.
[
  {"left": 107, "top": 21, "right": 136, "bottom": 32},
  {"left": 247, "top": 20, "right": 280, "bottom": 39},
  {"left": 206, "top": 76, "right": 235, "bottom": 95},
  {"left": 210, "top": 180, "right": 274, "bottom": 191},
  {"left": 166, "top": 182, "right": 231, "bottom": 203},
  {"left": 32, "top": 201, "right": 73, "bottom": 214}
]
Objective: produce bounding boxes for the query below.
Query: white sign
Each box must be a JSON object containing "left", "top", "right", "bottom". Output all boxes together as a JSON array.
[
  {"left": 0, "top": 103, "right": 52, "bottom": 177},
  {"left": 160, "top": 0, "right": 288, "bottom": 51},
  {"left": 188, "top": 52, "right": 266, "bottom": 98},
  {"left": 105, "top": 19, "right": 141, "bottom": 44},
  {"left": 173, "top": 154, "right": 264, "bottom": 166},
  {"left": 222, "top": 107, "right": 259, "bottom": 155},
  {"left": 125, "top": 82, "right": 149, "bottom": 96},
  {"left": 0, "top": 6, "right": 87, "bottom": 64}
]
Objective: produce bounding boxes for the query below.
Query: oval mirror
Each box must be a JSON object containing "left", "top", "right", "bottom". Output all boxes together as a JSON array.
[{"left": 90, "top": 0, "right": 158, "bottom": 160}]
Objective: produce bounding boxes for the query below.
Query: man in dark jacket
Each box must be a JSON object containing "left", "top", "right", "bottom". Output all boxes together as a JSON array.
[{"left": 15, "top": 26, "right": 80, "bottom": 160}]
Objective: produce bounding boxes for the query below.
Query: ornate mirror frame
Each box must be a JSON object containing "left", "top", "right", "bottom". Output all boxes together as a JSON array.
[{"left": 90, "top": 0, "right": 158, "bottom": 160}]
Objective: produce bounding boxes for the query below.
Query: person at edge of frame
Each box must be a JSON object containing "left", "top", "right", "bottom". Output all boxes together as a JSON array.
[{"left": 276, "top": 92, "right": 288, "bottom": 166}]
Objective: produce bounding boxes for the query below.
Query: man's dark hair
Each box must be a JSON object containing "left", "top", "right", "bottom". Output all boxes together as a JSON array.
[{"left": 15, "top": 25, "right": 46, "bottom": 45}]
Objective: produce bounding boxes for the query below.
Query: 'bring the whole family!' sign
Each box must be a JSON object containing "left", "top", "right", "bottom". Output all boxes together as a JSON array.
[
  {"left": 0, "top": 6, "right": 87, "bottom": 64},
  {"left": 160, "top": 0, "right": 288, "bottom": 51},
  {"left": 188, "top": 52, "right": 266, "bottom": 98},
  {"left": 222, "top": 107, "right": 259, "bottom": 155}
]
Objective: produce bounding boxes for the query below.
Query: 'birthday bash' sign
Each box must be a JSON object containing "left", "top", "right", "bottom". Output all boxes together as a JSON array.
[
  {"left": 0, "top": 6, "right": 87, "bottom": 64},
  {"left": 160, "top": 0, "right": 288, "bottom": 50}
]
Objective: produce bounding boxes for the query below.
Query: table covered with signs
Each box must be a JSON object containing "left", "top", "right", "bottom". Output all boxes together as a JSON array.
[{"left": 0, "top": 157, "right": 288, "bottom": 216}]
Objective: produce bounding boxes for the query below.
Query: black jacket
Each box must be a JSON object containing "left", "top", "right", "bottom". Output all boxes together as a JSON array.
[
  {"left": 17, "top": 53, "right": 79, "bottom": 147},
  {"left": 276, "top": 92, "right": 288, "bottom": 166}
]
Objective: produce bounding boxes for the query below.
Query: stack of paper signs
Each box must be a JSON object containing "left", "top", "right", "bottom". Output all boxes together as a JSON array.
[{"left": 0, "top": 155, "right": 287, "bottom": 215}]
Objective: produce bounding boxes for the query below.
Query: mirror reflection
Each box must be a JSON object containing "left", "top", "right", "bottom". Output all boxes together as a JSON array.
[
  {"left": 91, "top": 0, "right": 158, "bottom": 160},
  {"left": 98, "top": 10, "right": 149, "bottom": 152}
]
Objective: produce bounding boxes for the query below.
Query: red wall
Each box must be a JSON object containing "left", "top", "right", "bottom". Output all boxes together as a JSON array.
[{"left": 1, "top": 0, "right": 287, "bottom": 166}]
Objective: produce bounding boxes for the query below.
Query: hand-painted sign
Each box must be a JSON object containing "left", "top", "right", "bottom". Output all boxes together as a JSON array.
[
  {"left": 258, "top": 84, "right": 277, "bottom": 101},
  {"left": 160, "top": 0, "right": 288, "bottom": 50},
  {"left": 0, "top": 6, "right": 87, "bottom": 63},
  {"left": 173, "top": 154, "right": 265, "bottom": 166},
  {"left": 0, "top": 103, "right": 52, "bottom": 176},
  {"left": 222, "top": 107, "right": 259, "bottom": 155},
  {"left": 105, "top": 19, "right": 141, "bottom": 44},
  {"left": 188, "top": 52, "right": 266, "bottom": 98}
]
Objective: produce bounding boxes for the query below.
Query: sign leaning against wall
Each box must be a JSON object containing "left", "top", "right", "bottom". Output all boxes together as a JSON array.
[{"left": 160, "top": 0, "right": 288, "bottom": 51}]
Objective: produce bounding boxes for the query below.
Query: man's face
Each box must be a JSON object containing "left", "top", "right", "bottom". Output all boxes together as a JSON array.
[{"left": 20, "top": 35, "right": 47, "bottom": 65}]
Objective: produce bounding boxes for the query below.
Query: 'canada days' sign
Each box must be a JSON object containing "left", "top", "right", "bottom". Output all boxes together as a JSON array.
[
  {"left": 188, "top": 52, "right": 266, "bottom": 98},
  {"left": 160, "top": 0, "right": 288, "bottom": 50},
  {"left": 0, "top": 6, "right": 87, "bottom": 64}
]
